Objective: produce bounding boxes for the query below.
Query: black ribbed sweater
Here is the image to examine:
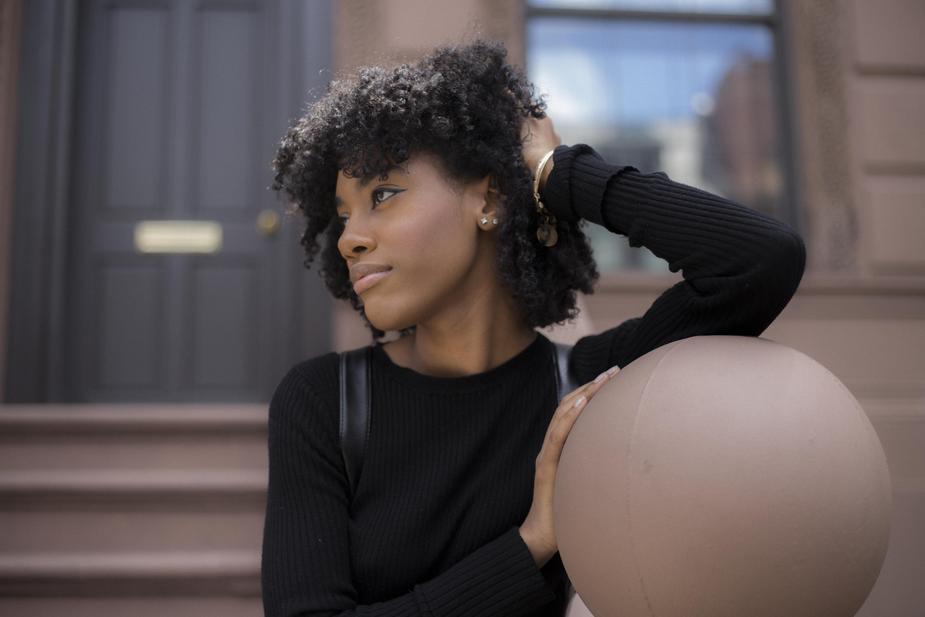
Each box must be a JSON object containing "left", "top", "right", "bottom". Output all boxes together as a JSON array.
[{"left": 260, "top": 143, "right": 807, "bottom": 616}]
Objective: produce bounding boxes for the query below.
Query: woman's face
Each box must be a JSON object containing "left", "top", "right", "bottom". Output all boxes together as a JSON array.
[{"left": 335, "top": 152, "right": 494, "bottom": 333}]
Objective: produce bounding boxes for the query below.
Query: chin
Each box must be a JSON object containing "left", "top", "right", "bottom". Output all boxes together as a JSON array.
[{"left": 361, "top": 298, "right": 418, "bottom": 334}]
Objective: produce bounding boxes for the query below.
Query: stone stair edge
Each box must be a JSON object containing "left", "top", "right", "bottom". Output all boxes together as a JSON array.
[
  {"left": 0, "top": 404, "right": 268, "bottom": 433},
  {"left": 0, "top": 550, "right": 261, "bottom": 596}
]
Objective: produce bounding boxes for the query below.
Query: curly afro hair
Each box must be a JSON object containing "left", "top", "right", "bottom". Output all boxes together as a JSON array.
[{"left": 270, "top": 38, "right": 600, "bottom": 342}]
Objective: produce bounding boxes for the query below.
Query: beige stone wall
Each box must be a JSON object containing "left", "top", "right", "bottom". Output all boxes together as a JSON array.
[
  {"left": 831, "top": 5, "right": 925, "bottom": 609},
  {"left": 845, "top": 0, "right": 925, "bottom": 274},
  {"left": 787, "top": 0, "right": 925, "bottom": 274},
  {"left": 333, "top": 0, "right": 523, "bottom": 76},
  {"left": 787, "top": 0, "right": 857, "bottom": 271}
]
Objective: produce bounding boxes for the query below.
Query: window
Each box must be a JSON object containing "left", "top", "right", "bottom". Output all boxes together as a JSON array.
[{"left": 525, "top": 0, "right": 794, "bottom": 272}]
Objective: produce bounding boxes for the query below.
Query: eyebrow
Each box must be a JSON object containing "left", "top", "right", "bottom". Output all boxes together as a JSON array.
[{"left": 334, "top": 165, "right": 406, "bottom": 206}]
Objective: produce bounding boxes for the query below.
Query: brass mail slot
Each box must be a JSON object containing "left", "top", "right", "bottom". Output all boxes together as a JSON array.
[{"left": 134, "top": 220, "right": 222, "bottom": 254}]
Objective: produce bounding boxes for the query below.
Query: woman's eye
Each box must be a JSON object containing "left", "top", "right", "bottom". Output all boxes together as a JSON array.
[
  {"left": 371, "top": 187, "right": 399, "bottom": 205},
  {"left": 338, "top": 188, "right": 399, "bottom": 222}
]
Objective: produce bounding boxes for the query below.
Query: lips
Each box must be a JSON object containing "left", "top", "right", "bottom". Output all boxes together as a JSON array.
[
  {"left": 349, "top": 263, "right": 392, "bottom": 284},
  {"left": 349, "top": 263, "right": 393, "bottom": 295},
  {"left": 352, "top": 269, "right": 391, "bottom": 294}
]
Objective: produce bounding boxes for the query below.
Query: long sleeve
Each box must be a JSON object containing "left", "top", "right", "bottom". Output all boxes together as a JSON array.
[
  {"left": 541, "top": 143, "right": 806, "bottom": 384},
  {"left": 260, "top": 364, "right": 558, "bottom": 617}
]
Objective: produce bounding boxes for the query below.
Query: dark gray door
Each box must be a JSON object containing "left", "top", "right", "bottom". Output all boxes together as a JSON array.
[{"left": 56, "top": 0, "right": 331, "bottom": 402}]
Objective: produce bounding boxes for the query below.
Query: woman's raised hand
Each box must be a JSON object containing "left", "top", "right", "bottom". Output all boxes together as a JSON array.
[
  {"left": 520, "top": 114, "right": 562, "bottom": 191},
  {"left": 519, "top": 364, "right": 621, "bottom": 567}
]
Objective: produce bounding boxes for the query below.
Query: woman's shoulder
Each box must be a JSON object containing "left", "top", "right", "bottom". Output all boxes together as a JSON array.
[
  {"left": 267, "top": 351, "right": 350, "bottom": 460},
  {"left": 271, "top": 350, "right": 343, "bottom": 421}
]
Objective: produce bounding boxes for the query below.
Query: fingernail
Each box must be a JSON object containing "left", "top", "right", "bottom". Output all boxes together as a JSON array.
[
  {"left": 606, "top": 365, "right": 620, "bottom": 376},
  {"left": 574, "top": 396, "right": 586, "bottom": 408},
  {"left": 593, "top": 371, "right": 607, "bottom": 383}
]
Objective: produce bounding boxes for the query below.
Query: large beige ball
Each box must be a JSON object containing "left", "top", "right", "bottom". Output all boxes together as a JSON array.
[{"left": 555, "top": 336, "right": 892, "bottom": 617}]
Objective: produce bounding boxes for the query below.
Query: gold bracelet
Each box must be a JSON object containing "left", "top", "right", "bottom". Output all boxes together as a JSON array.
[
  {"left": 533, "top": 149, "right": 558, "bottom": 247},
  {"left": 533, "top": 149, "right": 555, "bottom": 201}
]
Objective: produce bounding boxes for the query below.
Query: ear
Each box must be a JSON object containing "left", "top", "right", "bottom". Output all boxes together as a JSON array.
[
  {"left": 485, "top": 174, "right": 505, "bottom": 204},
  {"left": 467, "top": 173, "right": 503, "bottom": 221}
]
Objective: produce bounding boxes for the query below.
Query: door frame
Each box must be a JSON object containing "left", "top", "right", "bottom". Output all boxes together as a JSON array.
[{"left": 5, "top": 0, "right": 333, "bottom": 402}]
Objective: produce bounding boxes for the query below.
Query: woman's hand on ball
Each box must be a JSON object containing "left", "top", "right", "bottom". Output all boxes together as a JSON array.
[
  {"left": 520, "top": 364, "right": 621, "bottom": 568},
  {"left": 520, "top": 114, "right": 562, "bottom": 191}
]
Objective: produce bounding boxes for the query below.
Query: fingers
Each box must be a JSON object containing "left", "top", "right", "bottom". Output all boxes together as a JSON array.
[
  {"left": 526, "top": 364, "right": 622, "bottom": 559},
  {"left": 549, "top": 394, "right": 588, "bottom": 450},
  {"left": 520, "top": 117, "right": 535, "bottom": 142},
  {"left": 521, "top": 115, "right": 557, "bottom": 140},
  {"left": 535, "top": 396, "right": 586, "bottom": 491},
  {"left": 557, "top": 365, "right": 620, "bottom": 412},
  {"left": 520, "top": 115, "right": 547, "bottom": 139},
  {"left": 520, "top": 116, "right": 562, "bottom": 172},
  {"left": 538, "top": 365, "right": 621, "bottom": 466}
]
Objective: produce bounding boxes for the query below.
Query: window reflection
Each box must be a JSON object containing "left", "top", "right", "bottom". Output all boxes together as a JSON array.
[{"left": 526, "top": 12, "right": 784, "bottom": 273}]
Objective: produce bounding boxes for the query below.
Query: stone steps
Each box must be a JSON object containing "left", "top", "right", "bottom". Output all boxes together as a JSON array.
[{"left": 0, "top": 405, "right": 267, "bottom": 614}]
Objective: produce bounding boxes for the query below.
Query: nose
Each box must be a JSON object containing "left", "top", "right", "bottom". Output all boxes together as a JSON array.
[{"left": 336, "top": 215, "right": 377, "bottom": 259}]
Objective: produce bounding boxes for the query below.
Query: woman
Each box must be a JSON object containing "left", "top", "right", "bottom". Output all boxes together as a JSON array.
[{"left": 261, "top": 39, "right": 805, "bottom": 617}]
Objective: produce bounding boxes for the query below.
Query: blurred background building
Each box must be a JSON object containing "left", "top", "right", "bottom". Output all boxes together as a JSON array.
[{"left": 0, "top": 0, "right": 922, "bottom": 615}]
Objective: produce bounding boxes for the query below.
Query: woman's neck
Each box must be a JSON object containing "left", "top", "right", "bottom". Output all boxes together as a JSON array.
[{"left": 382, "top": 326, "right": 538, "bottom": 378}]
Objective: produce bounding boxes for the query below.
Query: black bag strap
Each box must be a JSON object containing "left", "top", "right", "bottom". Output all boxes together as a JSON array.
[
  {"left": 338, "top": 339, "right": 576, "bottom": 503},
  {"left": 551, "top": 340, "right": 579, "bottom": 402},
  {"left": 338, "top": 346, "right": 372, "bottom": 504}
]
